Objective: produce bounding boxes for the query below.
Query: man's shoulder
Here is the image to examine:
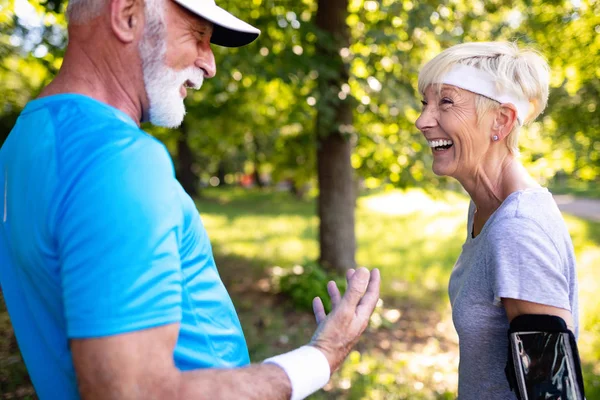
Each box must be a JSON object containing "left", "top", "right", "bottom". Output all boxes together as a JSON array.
[
  {"left": 12, "top": 95, "right": 175, "bottom": 198},
  {"left": 55, "top": 95, "right": 143, "bottom": 137},
  {"left": 25, "top": 95, "right": 171, "bottom": 172},
  {"left": 21, "top": 94, "right": 147, "bottom": 145}
]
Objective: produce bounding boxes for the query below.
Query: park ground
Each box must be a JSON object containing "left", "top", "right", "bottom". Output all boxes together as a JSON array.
[{"left": 1, "top": 188, "right": 599, "bottom": 399}]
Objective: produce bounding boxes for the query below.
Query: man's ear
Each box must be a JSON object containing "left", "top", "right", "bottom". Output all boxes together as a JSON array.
[
  {"left": 110, "top": 0, "right": 145, "bottom": 43},
  {"left": 492, "top": 103, "right": 519, "bottom": 140}
]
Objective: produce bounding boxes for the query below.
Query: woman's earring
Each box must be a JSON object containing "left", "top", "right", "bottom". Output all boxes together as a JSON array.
[{"left": 492, "top": 135, "right": 499, "bottom": 141}]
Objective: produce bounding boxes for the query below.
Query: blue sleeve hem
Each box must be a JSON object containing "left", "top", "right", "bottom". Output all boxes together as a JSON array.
[{"left": 67, "top": 312, "right": 181, "bottom": 339}]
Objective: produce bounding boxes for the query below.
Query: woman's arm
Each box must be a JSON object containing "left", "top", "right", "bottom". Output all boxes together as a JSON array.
[{"left": 502, "top": 297, "right": 574, "bottom": 331}]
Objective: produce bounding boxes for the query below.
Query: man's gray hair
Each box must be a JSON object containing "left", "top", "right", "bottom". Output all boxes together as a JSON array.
[
  {"left": 66, "top": 0, "right": 108, "bottom": 24},
  {"left": 66, "top": 0, "right": 164, "bottom": 24}
]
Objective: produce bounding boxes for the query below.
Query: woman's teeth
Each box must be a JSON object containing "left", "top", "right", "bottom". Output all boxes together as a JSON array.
[{"left": 427, "top": 139, "right": 454, "bottom": 150}]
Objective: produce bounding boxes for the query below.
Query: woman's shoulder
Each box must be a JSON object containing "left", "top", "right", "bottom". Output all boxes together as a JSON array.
[
  {"left": 488, "top": 188, "right": 572, "bottom": 252},
  {"left": 496, "top": 188, "right": 562, "bottom": 225}
]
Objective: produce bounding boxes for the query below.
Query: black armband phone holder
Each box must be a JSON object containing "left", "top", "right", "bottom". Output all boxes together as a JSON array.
[{"left": 505, "top": 314, "right": 585, "bottom": 400}]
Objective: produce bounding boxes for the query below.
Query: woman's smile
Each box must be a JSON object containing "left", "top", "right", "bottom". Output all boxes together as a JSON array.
[{"left": 427, "top": 138, "right": 454, "bottom": 153}]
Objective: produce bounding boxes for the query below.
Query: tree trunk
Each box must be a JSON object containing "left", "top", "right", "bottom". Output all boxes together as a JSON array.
[
  {"left": 252, "top": 136, "right": 265, "bottom": 188},
  {"left": 176, "top": 121, "right": 198, "bottom": 197},
  {"left": 216, "top": 161, "right": 226, "bottom": 187},
  {"left": 252, "top": 168, "right": 265, "bottom": 188},
  {"left": 315, "top": 0, "right": 356, "bottom": 273}
]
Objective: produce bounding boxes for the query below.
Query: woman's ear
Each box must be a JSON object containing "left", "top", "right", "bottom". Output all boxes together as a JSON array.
[
  {"left": 492, "top": 103, "right": 519, "bottom": 141},
  {"left": 110, "top": 0, "right": 145, "bottom": 43}
]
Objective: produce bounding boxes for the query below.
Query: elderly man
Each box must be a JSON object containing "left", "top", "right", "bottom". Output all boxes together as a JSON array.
[{"left": 0, "top": 0, "right": 380, "bottom": 399}]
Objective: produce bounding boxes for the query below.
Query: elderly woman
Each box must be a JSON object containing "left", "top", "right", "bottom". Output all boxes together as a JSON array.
[{"left": 416, "top": 42, "right": 583, "bottom": 399}]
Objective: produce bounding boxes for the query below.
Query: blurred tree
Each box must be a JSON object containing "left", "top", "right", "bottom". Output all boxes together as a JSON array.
[
  {"left": 0, "top": 0, "right": 66, "bottom": 143},
  {"left": 314, "top": 0, "right": 357, "bottom": 272},
  {"left": 518, "top": 0, "right": 600, "bottom": 184},
  {"left": 177, "top": 120, "right": 198, "bottom": 196}
]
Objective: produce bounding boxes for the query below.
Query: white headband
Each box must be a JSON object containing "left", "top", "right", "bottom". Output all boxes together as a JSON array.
[{"left": 439, "top": 64, "right": 530, "bottom": 124}]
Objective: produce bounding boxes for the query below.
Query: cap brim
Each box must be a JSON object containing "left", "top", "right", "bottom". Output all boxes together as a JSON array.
[{"left": 172, "top": 0, "right": 260, "bottom": 47}]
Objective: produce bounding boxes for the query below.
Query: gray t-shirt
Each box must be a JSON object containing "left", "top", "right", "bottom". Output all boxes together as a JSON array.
[{"left": 449, "top": 188, "right": 579, "bottom": 399}]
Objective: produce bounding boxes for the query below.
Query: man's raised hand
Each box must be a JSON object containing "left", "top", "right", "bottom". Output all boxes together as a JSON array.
[{"left": 309, "top": 267, "right": 381, "bottom": 373}]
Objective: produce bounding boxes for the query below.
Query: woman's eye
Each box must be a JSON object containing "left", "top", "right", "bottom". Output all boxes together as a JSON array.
[
  {"left": 440, "top": 98, "right": 454, "bottom": 105},
  {"left": 420, "top": 100, "right": 427, "bottom": 108}
]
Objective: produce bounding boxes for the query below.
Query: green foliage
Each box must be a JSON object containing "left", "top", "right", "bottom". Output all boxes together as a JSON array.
[
  {"left": 515, "top": 0, "right": 600, "bottom": 185},
  {"left": 276, "top": 261, "right": 347, "bottom": 312},
  {"left": 176, "top": 0, "right": 599, "bottom": 190},
  {"left": 0, "top": 0, "right": 66, "bottom": 144},
  {"left": 1, "top": 0, "right": 598, "bottom": 190}
]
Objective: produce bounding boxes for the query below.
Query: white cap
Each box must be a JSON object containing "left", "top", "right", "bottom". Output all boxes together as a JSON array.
[{"left": 172, "top": 0, "right": 260, "bottom": 47}]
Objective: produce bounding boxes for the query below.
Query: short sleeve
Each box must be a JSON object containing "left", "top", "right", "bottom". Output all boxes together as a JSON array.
[
  {"left": 487, "top": 217, "right": 570, "bottom": 311},
  {"left": 56, "top": 137, "right": 183, "bottom": 338}
]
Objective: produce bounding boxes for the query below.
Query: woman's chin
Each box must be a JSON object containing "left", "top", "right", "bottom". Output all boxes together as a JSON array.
[{"left": 432, "top": 163, "right": 450, "bottom": 177}]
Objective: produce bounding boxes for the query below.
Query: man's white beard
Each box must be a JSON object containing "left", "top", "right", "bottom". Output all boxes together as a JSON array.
[
  {"left": 144, "top": 63, "right": 204, "bottom": 128},
  {"left": 138, "top": 21, "right": 205, "bottom": 128}
]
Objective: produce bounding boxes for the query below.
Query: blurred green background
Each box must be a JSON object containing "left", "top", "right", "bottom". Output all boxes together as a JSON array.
[{"left": 1, "top": 0, "right": 599, "bottom": 398}]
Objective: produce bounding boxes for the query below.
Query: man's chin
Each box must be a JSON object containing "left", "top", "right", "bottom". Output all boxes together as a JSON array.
[
  {"left": 151, "top": 115, "right": 185, "bottom": 128},
  {"left": 148, "top": 104, "right": 186, "bottom": 128}
]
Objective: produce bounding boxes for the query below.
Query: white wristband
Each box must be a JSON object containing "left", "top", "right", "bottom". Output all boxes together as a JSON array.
[{"left": 263, "top": 345, "right": 331, "bottom": 400}]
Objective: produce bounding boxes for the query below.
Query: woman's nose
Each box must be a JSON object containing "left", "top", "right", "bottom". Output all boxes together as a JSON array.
[{"left": 416, "top": 108, "right": 436, "bottom": 132}]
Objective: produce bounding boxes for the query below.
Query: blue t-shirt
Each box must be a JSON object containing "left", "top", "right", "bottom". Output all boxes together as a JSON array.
[{"left": 0, "top": 94, "right": 250, "bottom": 399}]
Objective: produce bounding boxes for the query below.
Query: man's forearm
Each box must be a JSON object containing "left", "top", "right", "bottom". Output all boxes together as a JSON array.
[
  {"left": 179, "top": 363, "right": 292, "bottom": 400},
  {"left": 74, "top": 268, "right": 379, "bottom": 400}
]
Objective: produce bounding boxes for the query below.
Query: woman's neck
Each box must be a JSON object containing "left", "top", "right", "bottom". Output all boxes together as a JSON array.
[{"left": 459, "top": 152, "right": 540, "bottom": 235}]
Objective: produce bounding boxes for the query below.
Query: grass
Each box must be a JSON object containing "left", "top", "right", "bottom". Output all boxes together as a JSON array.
[
  {"left": 198, "top": 187, "right": 600, "bottom": 398},
  {"left": 199, "top": 188, "right": 469, "bottom": 310},
  {"left": 564, "top": 216, "right": 600, "bottom": 395},
  {"left": 1, "top": 187, "right": 599, "bottom": 399},
  {"left": 549, "top": 179, "right": 600, "bottom": 199},
  {"left": 0, "top": 295, "right": 35, "bottom": 399}
]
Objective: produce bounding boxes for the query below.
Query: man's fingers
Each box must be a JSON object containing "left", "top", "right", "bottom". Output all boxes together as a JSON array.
[
  {"left": 313, "top": 297, "right": 326, "bottom": 324},
  {"left": 342, "top": 267, "right": 370, "bottom": 308},
  {"left": 346, "top": 268, "right": 355, "bottom": 283},
  {"left": 356, "top": 268, "right": 381, "bottom": 320},
  {"left": 327, "top": 281, "right": 341, "bottom": 309}
]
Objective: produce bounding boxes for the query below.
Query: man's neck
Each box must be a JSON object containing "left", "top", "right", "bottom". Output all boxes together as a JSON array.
[{"left": 39, "top": 27, "right": 145, "bottom": 126}]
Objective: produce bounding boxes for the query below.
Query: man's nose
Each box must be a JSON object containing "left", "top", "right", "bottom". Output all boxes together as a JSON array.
[{"left": 196, "top": 42, "right": 216, "bottom": 78}]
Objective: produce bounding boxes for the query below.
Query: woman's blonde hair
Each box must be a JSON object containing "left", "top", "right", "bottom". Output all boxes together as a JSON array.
[{"left": 418, "top": 42, "right": 550, "bottom": 154}]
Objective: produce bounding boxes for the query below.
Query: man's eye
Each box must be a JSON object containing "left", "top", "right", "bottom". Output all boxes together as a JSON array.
[{"left": 194, "top": 29, "right": 208, "bottom": 39}]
